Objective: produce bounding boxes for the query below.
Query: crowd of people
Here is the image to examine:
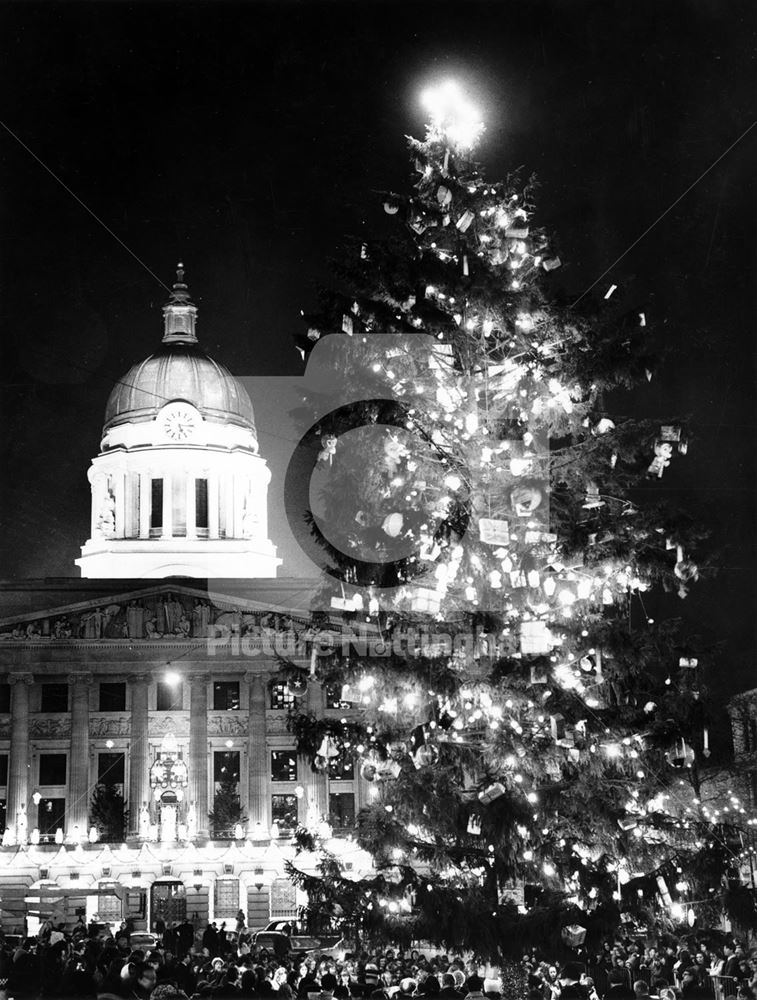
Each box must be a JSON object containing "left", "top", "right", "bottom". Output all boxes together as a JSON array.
[{"left": 0, "top": 914, "right": 754, "bottom": 1000}]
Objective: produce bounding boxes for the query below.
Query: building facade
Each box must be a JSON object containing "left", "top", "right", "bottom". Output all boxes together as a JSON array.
[
  {"left": 0, "top": 271, "right": 372, "bottom": 933},
  {"left": 0, "top": 583, "right": 372, "bottom": 933}
]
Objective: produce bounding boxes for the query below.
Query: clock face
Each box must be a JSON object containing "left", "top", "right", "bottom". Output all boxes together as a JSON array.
[{"left": 162, "top": 407, "right": 197, "bottom": 441}]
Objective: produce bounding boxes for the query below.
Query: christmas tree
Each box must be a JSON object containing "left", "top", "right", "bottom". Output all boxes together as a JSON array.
[
  {"left": 210, "top": 776, "right": 247, "bottom": 838},
  {"left": 282, "top": 82, "right": 750, "bottom": 958},
  {"left": 89, "top": 783, "right": 127, "bottom": 843}
]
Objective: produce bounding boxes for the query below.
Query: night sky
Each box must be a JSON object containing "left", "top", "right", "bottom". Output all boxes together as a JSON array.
[{"left": 0, "top": 1, "right": 755, "bottom": 701}]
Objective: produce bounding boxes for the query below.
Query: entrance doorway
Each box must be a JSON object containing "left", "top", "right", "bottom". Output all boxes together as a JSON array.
[{"left": 150, "top": 880, "right": 186, "bottom": 930}]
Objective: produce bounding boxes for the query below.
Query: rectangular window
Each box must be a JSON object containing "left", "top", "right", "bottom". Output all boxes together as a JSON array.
[
  {"left": 39, "top": 754, "right": 67, "bottom": 786},
  {"left": 0, "top": 755, "right": 7, "bottom": 786},
  {"left": 213, "top": 751, "right": 240, "bottom": 785},
  {"left": 213, "top": 681, "right": 240, "bottom": 711},
  {"left": 271, "top": 793, "right": 298, "bottom": 832},
  {"left": 0, "top": 683, "right": 10, "bottom": 713},
  {"left": 0, "top": 800, "right": 6, "bottom": 836},
  {"left": 325, "top": 683, "right": 351, "bottom": 710},
  {"left": 156, "top": 680, "right": 183, "bottom": 711},
  {"left": 40, "top": 683, "right": 68, "bottom": 713},
  {"left": 99, "top": 682, "right": 126, "bottom": 712},
  {"left": 196, "top": 479, "right": 209, "bottom": 530},
  {"left": 38, "top": 797, "right": 66, "bottom": 838},
  {"left": 271, "top": 751, "right": 297, "bottom": 783},
  {"left": 329, "top": 792, "right": 355, "bottom": 830},
  {"left": 97, "top": 891, "right": 122, "bottom": 923},
  {"left": 213, "top": 878, "right": 240, "bottom": 918},
  {"left": 328, "top": 752, "right": 354, "bottom": 781},
  {"left": 270, "top": 877, "right": 297, "bottom": 919},
  {"left": 151, "top": 479, "right": 163, "bottom": 529},
  {"left": 98, "top": 752, "right": 125, "bottom": 786},
  {"left": 270, "top": 683, "right": 295, "bottom": 711}
]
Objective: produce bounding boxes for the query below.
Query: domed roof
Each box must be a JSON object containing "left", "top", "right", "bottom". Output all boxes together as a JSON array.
[
  {"left": 103, "top": 342, "right": 257, "bottom": 435},
  {"left": 102, "top": 265, "right": 257, "bottom": 439}
]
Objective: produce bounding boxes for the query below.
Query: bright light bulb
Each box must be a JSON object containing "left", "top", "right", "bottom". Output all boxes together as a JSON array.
[{"left": 420, "top": 80, "right": 484, "bottom": 149}]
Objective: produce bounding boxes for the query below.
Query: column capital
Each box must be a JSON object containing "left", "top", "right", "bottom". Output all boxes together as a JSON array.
[
  {"left": 245, "top": 670, "right": 270, "bottom": 687},
  {"left": 189, "top": 673, "right": 211, "bottom": 687},
  {"left": 8, "top": 673, "right": 34, "bottom": 686},
  {"left": 127, "top": 673, "right": 150, "bottom": 686},
  {"left": 69, "top": 671, "right": 94, "bottom": 687}
]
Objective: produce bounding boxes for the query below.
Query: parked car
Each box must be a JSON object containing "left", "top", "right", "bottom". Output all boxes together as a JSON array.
[
  {"left": 129, "top": 931, "right": 157, "bottom": 950},
  {"left": 254, "top": 924, "right": 345, "bottom": 961}
]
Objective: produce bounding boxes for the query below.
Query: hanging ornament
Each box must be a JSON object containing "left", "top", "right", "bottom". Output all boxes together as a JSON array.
[
  {"left": 436, "top": 185, "right": 452, "bottom": 207},
  {"left": 656, "top": 875, "right": 673, "bottom": 907},
  {"left": 462, "top": 254, "right": 469, "bottom": 276},
  {"left": 594, "top": 418, "right": 616, "bottom": 435},
  {"left": 383, "top": 196, "right": 400, "bottom": 215},
  {"left": 316, "top": 735, "right": 339, "bottom": 760},
  {"left": 342, "top": 314, "right": 354, "bottom": 336},
  {"left": 456, "top": 210, "right": 475, "bottom": 232},
  {"left": 647, "top": 439, "right": 674, "bottom": 478},
  {"left": 467, "top": 813, "right": 482, "bottom": 836},
  {"left": 307, "top": 327, "right": 321, "bottom": 342},
  {"left": 383, "top": 434, "right": 410, "bottom": 473},
  {"left": 479, "top": 518, "right": 510, "bottom": 545},
  {"left": 579, "top": 651, "right": 603, "bottom": 678},
  {"left": 510, "top": 483, "right": 543, "bottom": 516},
  {"left": 674, "top": 546, "right": 699, "bottom": 594},
  {"left": 382, "top": 513, "right": 404, "bottom": 538},
  {"left": 582, "top": 482, "right": 604, "bottom": 509},
  {"left": 360, "top": 757, "right": 380, "bottom": 782},
  {"left": 561, "top": 925, "right": 587, "bottom": 948},
  {"left": 550, "top": 714, "right": 566, "bottom": 742},
  {"left": 317, "top": 434, "right": 338, "bottom": 464},
  {"left": 542, "top": 257, "right": 562, "bottom": 271},
  {"left": 520, "top": 621, "right": 553, "bottom": 655},
  {"left": 409, "top": 211, "right": 432, "bottom": 235},
  {"left": 286, "top": 673, "right": 309, "bottom": 698},
  {"left": 665, "top": 738, "right": 695, "bottom": 769},
  {"left": 505, "top": 225, "right": 529, "bottom": 240},
  {"left": 409, "top": 588, "right": 441, "bottom": 615},
  {"left": 530, "top": 661, "right": 549, "bottom": 685},
  {"left": 478, "top": 782, "right": 506, "bottom": 805}
]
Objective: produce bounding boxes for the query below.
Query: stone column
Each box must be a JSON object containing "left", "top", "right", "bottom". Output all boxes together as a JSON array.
[
  {"left": 208, "top": 474, "right": 220, "bottom": 540},
  {"left": 246, "top": 672, "right": 269, "bottom": 829},
  {"left": 225, "top": 474, "right": 236, "bottom": 539},
  {"left": 189, "top": 674, "right": 210, "bottom": 839},
  {"left": 113, "top": 472, "right": 126, "bottom": 539},
  {"left": 67, "top": 673, "right": 93, "bottom": 839},
  {"left": 186, "top": 473, "right": 197, "bottom": 539},
  {"left": 162, "top": 474, "right": 173, "bottom": 538},
  {"left": 139, "top": 473, "right": 151, "bottom": 538},
  {"left": 301, "top": 681, "right": 328, "bottom": 823},
  {"left": 7, "top": 674, "right": 33, "bottom": 840},
  {"left": 127, "top": 675, "right": 150, "bottom": 838}
]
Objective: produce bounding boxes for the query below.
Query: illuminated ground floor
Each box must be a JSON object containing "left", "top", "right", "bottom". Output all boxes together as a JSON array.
[{"left": 0, "top": 836, "right": 373, "bottom": 935}]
